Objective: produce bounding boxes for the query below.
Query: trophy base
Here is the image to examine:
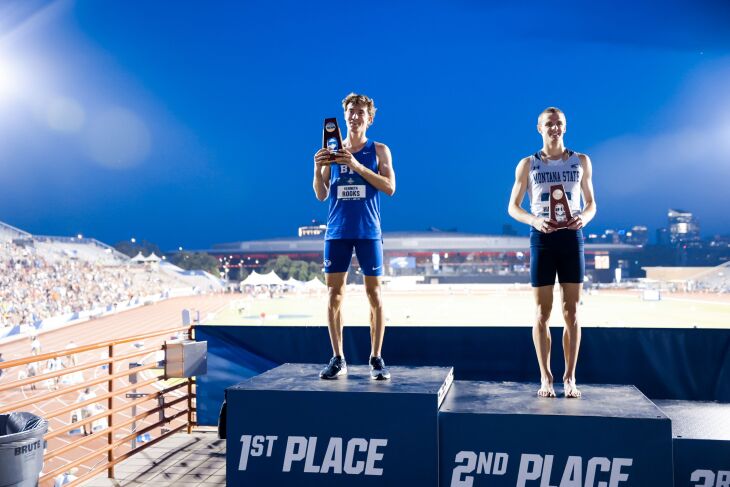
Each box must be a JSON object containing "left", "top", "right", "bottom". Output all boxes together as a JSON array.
[{"left": 326, "top": 150, "right": 339, "bottom": 163}]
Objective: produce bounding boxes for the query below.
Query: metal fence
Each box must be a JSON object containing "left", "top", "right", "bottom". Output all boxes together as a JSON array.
[{"left": 0, "top": 325, "right": 196, "bottom": 487}]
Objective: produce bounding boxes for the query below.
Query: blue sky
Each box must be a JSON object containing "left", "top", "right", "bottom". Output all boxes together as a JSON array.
[{"left": 0, "top": 1, "right": 729, "bottom": 249}]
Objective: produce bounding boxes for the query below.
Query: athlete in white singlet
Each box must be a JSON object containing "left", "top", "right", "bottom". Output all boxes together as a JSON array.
[{"left": 508, "top": 107, "right": 597, "bottom": 398}]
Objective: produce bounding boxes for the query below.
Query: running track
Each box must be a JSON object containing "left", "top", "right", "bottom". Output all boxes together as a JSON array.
[{"left": 0, "top": 294, "right": 236, "bottom": 486}]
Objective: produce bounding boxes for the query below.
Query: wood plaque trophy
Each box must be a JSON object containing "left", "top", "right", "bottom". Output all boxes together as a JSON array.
[{"left": 549, "top": 184, "right": 573, "bottom": 229}]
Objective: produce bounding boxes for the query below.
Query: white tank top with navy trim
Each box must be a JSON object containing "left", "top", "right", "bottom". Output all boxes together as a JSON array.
[{"left": 527, "top": 150, "right": 583, "bottom": 218}]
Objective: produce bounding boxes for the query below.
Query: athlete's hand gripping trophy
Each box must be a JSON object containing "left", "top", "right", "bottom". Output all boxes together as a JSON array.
[
  {"left": 507, "top": 107, "right": 597, "bottom": 398},
  {"left": 312, "top": 93, "right": 396, "bottom": 380}
]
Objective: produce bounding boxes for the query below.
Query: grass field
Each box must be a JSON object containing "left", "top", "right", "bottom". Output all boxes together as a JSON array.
[{"left": 207, "top": 287, "right": 730, "bottom": 329}]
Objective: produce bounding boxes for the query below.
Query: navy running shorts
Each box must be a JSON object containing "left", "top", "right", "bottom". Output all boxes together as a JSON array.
[
  {"left": 324, "top": 239, "right": 384, "bottom": 276},
  {"left": 530, "top": 228, "right": 585, "bottom": 287}
]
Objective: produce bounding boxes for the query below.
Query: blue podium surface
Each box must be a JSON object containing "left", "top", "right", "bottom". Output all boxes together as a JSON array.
[
  {"left": 657, "top": 400, "right": 730, "bottom": 487},
  {"left": 226, "top": 363, "right": 453, "bottom": 487},
  {"left": 439, "top": 381, "right": 673, "bottom": 487}
]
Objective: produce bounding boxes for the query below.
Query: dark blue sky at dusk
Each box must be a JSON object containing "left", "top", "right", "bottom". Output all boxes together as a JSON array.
[{"left": 1, "top": 1, "right": 729, "bottom": 250}]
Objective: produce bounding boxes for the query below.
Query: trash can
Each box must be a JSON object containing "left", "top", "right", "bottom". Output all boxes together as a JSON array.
[{"left": 0, "top": 412, "right": 48, "bottom": 487}]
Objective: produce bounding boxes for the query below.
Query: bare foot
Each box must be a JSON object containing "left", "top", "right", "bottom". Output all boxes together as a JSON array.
[
  {"left": 537, "top": 377, "right": 556, "bottom": 398},
  {"left": 564, "top": 379, "right": 581, "bottom": 398}
]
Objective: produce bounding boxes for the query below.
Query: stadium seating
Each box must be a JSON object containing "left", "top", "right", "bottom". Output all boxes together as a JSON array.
[{"left": 0, "top": 220, "right": 223, "bottom": 332}]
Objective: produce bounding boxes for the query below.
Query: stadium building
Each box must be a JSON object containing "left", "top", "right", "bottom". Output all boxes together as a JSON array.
[{"left": 203, "top": 225, "right": 642, "bottom": 283}]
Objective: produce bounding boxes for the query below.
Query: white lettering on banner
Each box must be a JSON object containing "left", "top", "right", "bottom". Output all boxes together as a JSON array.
[
  {"left": 560, "top": 456, "right": 583, "bottom": 487},
  {"left": 609, "top": 458, "right": 633, "bottom": 485},
  {"left": 719, "top": 471, "right": 730, "bottom": 487},
  {"left": 691, "top": 469, "right": 730, "bottom": 487},
  {"left": 450, "top": 451, "right": 509, "bottom": 486},
  {"left": 321, "top": 437, "right": 343, "bottom": 474},
  {"left": 304, "top": 436, "right": 320, "bottom": 473},
  {"left": 343, "top": 438, "right": 367, "bottom": 474},
  {"left": 516, "top": 454, "right": 541, "bottom": 485},
  {"left": 276, "top": 436, "right": 386, "bottom": 476},
  {"left": 337, "top": 185, "right": 365, "bottom": 200},
  {"left": 512, "top": 454, "right": 632, "bottom": 487},
  {"left": 239, "top": 435, "right": 278, "bottom": 471},
  {"left": 451, "top": 451, "right": 476, "bottom": 487},
  {"left": 585, "top": 457, "right": 611, "bottom": 486},
  {"left": 365, "top": 439, "right": 388, "bottom": 475}
]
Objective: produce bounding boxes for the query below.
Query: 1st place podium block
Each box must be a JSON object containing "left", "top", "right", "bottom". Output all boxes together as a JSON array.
[
  {"left": 226, "top": 363, "right": 453, "bottom": 487},
  {"left": 439, "top": 381, "right": 673, "bottom": 487}
]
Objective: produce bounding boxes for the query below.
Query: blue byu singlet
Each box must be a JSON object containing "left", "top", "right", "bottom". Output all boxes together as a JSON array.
[{"left": 325, "top": 139, "right": 382, "bottom": 240}]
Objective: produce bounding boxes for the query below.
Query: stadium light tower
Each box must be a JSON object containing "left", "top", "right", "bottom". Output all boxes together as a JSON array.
[{"left": 131, "top": 237, "right": 136, "bottom": 243}]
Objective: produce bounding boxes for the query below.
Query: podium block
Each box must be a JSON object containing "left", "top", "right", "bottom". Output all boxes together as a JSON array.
[
  {"left": 657, "top": 400, "right": 730, "bottom": 487},
  {"left": 439, "top": 381, "right": 673, "bottom": 487},
  {"left": 226, "top": 363, "right": 453, "bottom": 486}
]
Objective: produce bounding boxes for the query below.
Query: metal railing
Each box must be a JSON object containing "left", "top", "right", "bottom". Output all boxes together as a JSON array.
[
  {"left": 0, "top": 220, "right": 32, "bottom": 239},
  {"left": 0, "top": 325, "right": 197, "bottom": 487}
]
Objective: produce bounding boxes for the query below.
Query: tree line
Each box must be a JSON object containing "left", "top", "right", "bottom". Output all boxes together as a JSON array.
[{"left": 114, "top": 240, "right": 322, "bottom": 282}]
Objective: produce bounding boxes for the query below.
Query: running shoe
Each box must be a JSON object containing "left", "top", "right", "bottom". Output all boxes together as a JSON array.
[
  {"left": 319, "top": 356, "right": 347, "bottom": 380},
  {"left": 369, "top": 356, "right": 391, "bottom": 380}
]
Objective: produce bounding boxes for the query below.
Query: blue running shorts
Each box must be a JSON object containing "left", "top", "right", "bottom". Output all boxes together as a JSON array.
[{"left": 324, "top": 239, "right": 384, "bottom": 276}]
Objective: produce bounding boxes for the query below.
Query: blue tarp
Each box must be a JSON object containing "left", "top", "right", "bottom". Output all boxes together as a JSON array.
[{"left": 196, "top": 325, "right": 730, "bottom": 426}]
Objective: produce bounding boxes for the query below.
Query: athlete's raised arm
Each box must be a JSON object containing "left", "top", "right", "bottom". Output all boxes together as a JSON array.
[
  {"left": 313, "top": 148, "right": 332, "bottom": 201},
  {"left": 508, "top": 157, "right": 555, "bottom": 233},
  {"left": 332, "top": 143, "right": 396, "bottom": 196}
]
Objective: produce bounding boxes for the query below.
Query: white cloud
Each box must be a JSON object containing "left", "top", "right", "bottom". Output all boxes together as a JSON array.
[{"left": 590, "top": 58, "right": 730, "bottom": 203}]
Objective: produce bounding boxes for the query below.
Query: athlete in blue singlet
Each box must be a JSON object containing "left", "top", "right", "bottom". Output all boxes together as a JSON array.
[
  {"left": 312, "top": 93, "right": 396, "bottom": 380},
  {"left": 508, "top": 107, "right": 597, "bottom": 398}
]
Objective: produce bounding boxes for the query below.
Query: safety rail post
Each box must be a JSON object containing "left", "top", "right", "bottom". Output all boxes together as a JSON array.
[
  {"left": 107, "top": 344, "right": 114, "bottom": 478},
  {"left": 187, "top": 325, "right": 195, "bottom": 434},
  {"left": 128, "top": 362, "right": 143, "bottom": 450},
  {"left": 187, "top": 377, "right": 193, "bottom": 434}
]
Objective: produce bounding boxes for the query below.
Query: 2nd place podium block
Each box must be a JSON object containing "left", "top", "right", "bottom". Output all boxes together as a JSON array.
[
  {"left": 226, "top": 363, "right": 454, "bottom": 487},
  {"left": 439, "top": 382, "right": 674, "bottom": 487}
]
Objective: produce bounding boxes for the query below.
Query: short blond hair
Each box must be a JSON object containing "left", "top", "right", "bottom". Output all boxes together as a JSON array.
[
  {"left": 538, "top": 106, "right": 565, "bottom": 124},
  {"left": 342, "top": 93, "right": 377, "bottom": 122}
]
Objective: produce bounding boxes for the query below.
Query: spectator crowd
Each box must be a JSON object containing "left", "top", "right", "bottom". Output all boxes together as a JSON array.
[{"left": 0, "top": 242, "right": 173, "bottom": 329}]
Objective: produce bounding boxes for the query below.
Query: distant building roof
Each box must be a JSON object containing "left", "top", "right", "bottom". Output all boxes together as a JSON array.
[{"left": 201, "top": 231, "right": 638, "bottom": 254}]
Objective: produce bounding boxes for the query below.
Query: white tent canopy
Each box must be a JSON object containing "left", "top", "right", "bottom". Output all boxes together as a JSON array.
[
  {"left": 304, "top": 277, "right": 326, "bottom": 290},
  {"left": 131, "top": 252, "right": 161, "bottom": 263},
  {"left": 284, "top": 277, "right": 304, "bottom": 288},
  {"left": 241, "top": 270, "right": 285, "bottom": 286},
  {"left": 261, "top": 271, "right": 285, "bottom": 285}
]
